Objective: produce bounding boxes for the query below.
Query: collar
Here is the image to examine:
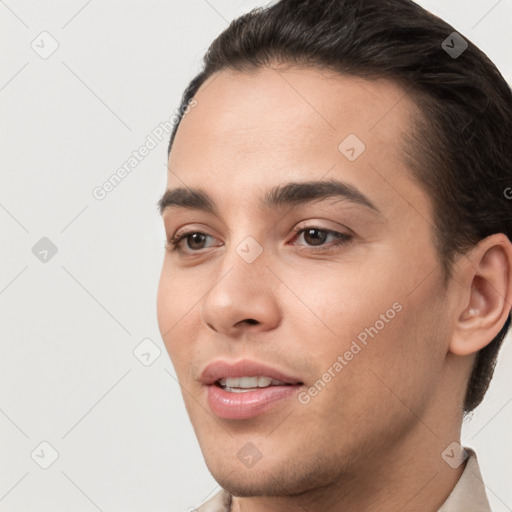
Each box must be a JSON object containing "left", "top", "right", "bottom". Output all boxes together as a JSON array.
[{"left": 438, "top": 447, "right": 491, "bottom": 512}]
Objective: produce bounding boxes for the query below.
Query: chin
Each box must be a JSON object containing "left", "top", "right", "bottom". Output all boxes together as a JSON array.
[{"left": 203, "top": 450, "right": 344, "bottom": 500}]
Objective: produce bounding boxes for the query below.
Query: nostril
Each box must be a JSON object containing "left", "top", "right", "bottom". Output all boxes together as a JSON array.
[{"left": 245, "top": 319, "right": 258, "bottom": 325}]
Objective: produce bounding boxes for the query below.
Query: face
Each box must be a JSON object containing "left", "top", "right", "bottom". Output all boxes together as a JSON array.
[{"left": 157, "top": 66, "right": 454, "bottom": 497}]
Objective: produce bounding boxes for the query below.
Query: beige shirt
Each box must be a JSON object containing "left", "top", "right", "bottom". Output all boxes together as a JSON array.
[{"left": 193, "top": 448, "right": 491, "bottom": 512}]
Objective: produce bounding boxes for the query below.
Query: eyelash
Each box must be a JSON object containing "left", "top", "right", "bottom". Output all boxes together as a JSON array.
[{"left": 166, "top": 226, "right": 353, "bottom": 255}]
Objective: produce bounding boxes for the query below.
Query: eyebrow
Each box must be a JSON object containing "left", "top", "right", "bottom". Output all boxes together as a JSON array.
[{"left": 157, "top": 179, "right": 381, "bottom": 217}]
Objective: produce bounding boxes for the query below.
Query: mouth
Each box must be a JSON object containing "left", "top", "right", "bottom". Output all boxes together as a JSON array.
[
  {"left": 200, "top": 359, "right": 305, "bottom": 420},
  {"left": 213, "top": 376, "right": 304, "bottom": 393}
]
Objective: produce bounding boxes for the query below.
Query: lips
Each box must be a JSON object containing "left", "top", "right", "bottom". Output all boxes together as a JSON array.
[
  {"left": 199, "top": 358, "right": 304, "bottom": 386},
  {"left": 200, "top": 358, "right": 305, "bottom": 420}
]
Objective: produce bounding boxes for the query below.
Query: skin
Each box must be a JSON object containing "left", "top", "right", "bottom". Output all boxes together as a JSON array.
[{"left": 156, "top": 66, "right": 512, "bottom": 512}]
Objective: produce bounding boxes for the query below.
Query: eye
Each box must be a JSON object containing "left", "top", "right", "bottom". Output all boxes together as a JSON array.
[
  {"left": 290, "top": 226, "right": 352, "bottom": 251},
  {"left": 166, "top": 225, "right": 353, "bottom": 255},
  {"left": 166, "top": 230, "right": 217, "bottom": 254}
]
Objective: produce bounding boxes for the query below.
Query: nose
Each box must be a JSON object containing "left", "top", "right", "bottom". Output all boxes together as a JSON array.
[{"left": 199, "top": 242, "right": 281, "bottom": 336}]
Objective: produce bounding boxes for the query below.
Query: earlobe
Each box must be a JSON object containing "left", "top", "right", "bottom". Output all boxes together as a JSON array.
[{"left": 450, "top": 234, "right": 512, "bottom": 357}]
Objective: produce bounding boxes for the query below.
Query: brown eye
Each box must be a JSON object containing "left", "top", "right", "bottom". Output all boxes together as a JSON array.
[
  {"left": 291, "top": 227, "right": 352, "bottom": 250},
  {"left": 303, "top": 228, "right": 329, "bottom": 246},
  {"left": 185, "top": 233, "right": 209, "bottom": 250},
  {"left": 167, "top": 230, "right": 216, "bottom": 254}
]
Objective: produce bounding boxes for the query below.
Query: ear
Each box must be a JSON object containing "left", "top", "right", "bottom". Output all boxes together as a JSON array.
[{"left": 450, "top": 233, "right": 512, "bottom": 356}]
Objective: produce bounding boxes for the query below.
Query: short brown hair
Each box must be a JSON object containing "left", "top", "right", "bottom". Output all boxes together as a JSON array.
[{"left": 166, "top": 0, "right": 512, "bottom": 414}]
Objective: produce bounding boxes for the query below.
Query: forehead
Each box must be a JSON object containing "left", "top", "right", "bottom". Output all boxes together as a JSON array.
[
  {"left": 171, "top": 66, "right": 416, "bottom": 155},
  {"left": 166, "top": 66, "right": 431, "bottom": 223}
]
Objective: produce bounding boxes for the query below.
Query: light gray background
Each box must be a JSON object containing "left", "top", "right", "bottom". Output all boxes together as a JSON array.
[{"left": 1, "top": 1, "right": 511, "bottom": 511}]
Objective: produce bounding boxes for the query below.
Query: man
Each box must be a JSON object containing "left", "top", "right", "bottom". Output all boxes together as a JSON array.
[{"left": 156, "top": 0, "right": 512, "bottom": 510}]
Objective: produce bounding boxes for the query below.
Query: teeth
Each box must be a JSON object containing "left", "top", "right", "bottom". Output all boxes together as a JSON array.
[{"left": 218, "top": 376, "right": 288, "bottom": 389}]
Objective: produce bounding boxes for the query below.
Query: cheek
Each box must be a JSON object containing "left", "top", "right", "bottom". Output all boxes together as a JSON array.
[
  {"left": 156, "top": 265, "right": 174, "bottom": 340},
  {"left": 156, "top": 262, "right": 216, "bottom": 390},
  {"left": 291, "top": 253, "right": 445, "bottom": 404},
  {"left": 293, "top": 301, "right": 445, "bottom": 451},
  {"left": 348, "top": 287, "right": 446, "bottom": 418},
  {"left": 280, "top": 258, "right": 397, "bottom": 345},
  {"left": 156, "top": 263, "right": 193, "bottom": 363},
  {"left": 156, "top": 259, "right": 199, "bottom": 330}
]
